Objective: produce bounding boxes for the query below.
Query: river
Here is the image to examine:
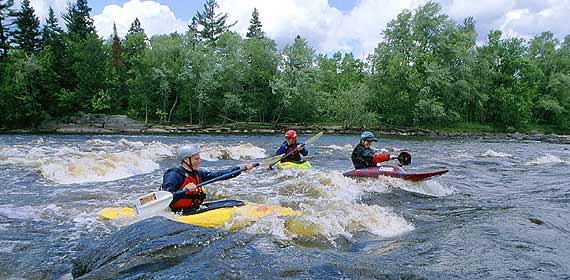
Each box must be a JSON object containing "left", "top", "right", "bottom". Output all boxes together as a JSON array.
[{"left": 0, "top": 134, "right": 568, "bottom": 279}]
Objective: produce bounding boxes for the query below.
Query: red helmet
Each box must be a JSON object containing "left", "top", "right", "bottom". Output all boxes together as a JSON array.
[{"left": 285, "top": 130, "right": 297, "bottom": 139}]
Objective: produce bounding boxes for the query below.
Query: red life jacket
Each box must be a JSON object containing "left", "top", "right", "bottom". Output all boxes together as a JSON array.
[
  {"left": 169, "top": 169, "right": 205, "bottom": 210},
  {"left": 282, "top": 141, "right": 302, "bottom": 162}
]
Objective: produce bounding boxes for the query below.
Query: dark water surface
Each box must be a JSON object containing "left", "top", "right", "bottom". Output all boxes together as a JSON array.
[{"left": 0, "top": 134, "right": 568, "bottom": 279}]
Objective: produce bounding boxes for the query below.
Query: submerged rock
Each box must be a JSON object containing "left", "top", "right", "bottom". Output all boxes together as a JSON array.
[{"left": 71, "top": 216, "right": 438, "bottom": 279}]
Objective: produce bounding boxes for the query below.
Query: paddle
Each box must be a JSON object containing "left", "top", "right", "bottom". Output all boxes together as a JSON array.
[
  {"left": 132, "top": 154, "right": 284, "bottom": 216},
  {"left": 397, "top": 151, "right": 412, "bottom": 166},
  {"left": 268, "top": 131, "right": 324, "bottom": 169}
]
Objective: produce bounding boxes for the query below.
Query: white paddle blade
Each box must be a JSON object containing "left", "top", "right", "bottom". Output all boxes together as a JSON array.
[{"left": 133, "top": 191, "right": 173, "bottom": 216}]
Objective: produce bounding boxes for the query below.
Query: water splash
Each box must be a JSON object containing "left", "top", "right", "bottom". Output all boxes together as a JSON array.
[
  {"left": 0, "top": 139, "right": 172, "bottom": 184},
  {"left": 527, "top": 154, "right": 564, "bottom": 165},
  {"left": 480, "top": 150, "right": 512, "bottom": 158},
  {"left": 200, "top": 143, "right": 267, "bottom": 161}
]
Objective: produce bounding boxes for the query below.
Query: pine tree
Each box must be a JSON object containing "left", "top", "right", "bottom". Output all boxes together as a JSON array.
[
  {"left": 0, "top": 0, "right": 15, "bottom": 61},
  {"left": 246, "top": 8, "right": 263, "bottom": 39},
  {"left": 111, "top": 22, "right": 122, "bottom": 68},
  {"left": 63, "top": 0, "right": 95, "bottom": 40},
  {"left": 128, "top": 17, "right": 144, "bottom": 34},
  {"left": 12, "top": 0, "right": 41, "bottom": 54},
  {"left": 188, "top": 0, "right": 236, "bottom": 44},
  {"left": 42, "top": 7, "right": 62, "bottom": 47}
]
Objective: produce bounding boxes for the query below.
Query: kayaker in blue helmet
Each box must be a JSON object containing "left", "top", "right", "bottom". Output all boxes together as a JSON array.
[
  {"left": 351, "top": 131, "right": 395, "bottom": 169},
  {"left": 161, "top": 145, "right": 254, "bottom": 214},
  {"left": 275, "top": 130, "right": 308, "bottom": 163}
]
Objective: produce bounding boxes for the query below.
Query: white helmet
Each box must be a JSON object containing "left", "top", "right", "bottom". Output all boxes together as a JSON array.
[{"left": 176, "top": 145, "right": 200, "bottom": 162}]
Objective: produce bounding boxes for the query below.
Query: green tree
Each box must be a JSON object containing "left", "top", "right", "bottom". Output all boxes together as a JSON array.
[
  {"left": 62, "top": 33, "right": 109, "bottom": 113},
  {"left": 0, "top": 0, "right": 15, "bottom": 61},
  {"left": 12, "top": 0, "right": 41, "bottom": 54},
  {"left": 246, "top": 8, "right": 263, "bottom": 39},
  {"left": 128, "top": 17, "right": 143, "bottom": 34},
  {"left": 63, "top": 0, "right": 95, "bottom": 40},
  {"left": 243, "top": 36, "right": 279, "bottom": 122},
  {"left": 42, "top": 7, "right": 63, "bottom": 48},
  {"left": 189, "top": 0, "right": 236, "bottom": 45},
  {"left": 272, "top": 35, "right": 319, "bottom": 123},
  {"left": 0, "top": 55, "right": 46, "bottom": 128}
]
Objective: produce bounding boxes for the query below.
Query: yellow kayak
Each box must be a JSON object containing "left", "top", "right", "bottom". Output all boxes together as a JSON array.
[
  {"left": 98, "top": 199, "right": 301, "bottom": 228},
  {"left": 273, "top": 161, "right": 312, "bottom": 170}
]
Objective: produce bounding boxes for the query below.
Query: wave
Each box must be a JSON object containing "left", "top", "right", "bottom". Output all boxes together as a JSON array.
[
  {"left": 480, "top": 150, "right": 512, "bottom": 158},
  {"left": 527, "top": 154, "right": 564, "bottom": 165}
]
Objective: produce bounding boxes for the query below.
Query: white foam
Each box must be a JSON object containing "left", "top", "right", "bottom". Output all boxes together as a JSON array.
[
  {"left": 527, "top": 154, "right": 564, "bottom": 165},
  {"left": 399, "top": 179, "right": 454, "bottom": 197},
  {"left": 292, "top": 199, "right": 413, "bottom": 243},
  {"left": 323, "top": 144, "right": 353, "bottom": 151},
  {"left": 34, "top": 139, "right": 173, "bottom": 184},
  {"left": 480, "top": 150, "right": 512, "bottom": 158},
  {"left": 200, "top": 143, "right": 267, "bottom": 161},
  {"left": 0, "top": 205, "right": 44, "bottom": 222},
  {"left": 251, "top": 171, "right": 413, "bottom": 242}
]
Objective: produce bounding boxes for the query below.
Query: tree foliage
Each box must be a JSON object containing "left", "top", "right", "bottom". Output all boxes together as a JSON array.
[
  {"left": 1, "top": 1, "right": 570, "bottom": 133},
  {"left": 189, "top": 0, "right": 236, "bottom": 45},
  {"left": 12, "top": 0, "right": 41, "bottom": 55}
]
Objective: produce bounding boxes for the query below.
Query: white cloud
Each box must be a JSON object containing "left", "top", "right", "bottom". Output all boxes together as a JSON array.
[
  {"left": 441, "top": 0, "right": 570, "bottom": 42},
  {"left": 14, "top": 0, "right": 69, "bottom": 24},
  {"left": 12, "top": 0, "right": 570, "bottom": 55},
  {"left": 92, "top": 0, "right": 189, "bottom": 38},
  {"left": 218, "top": 0, "right": 421, "bottom": 58}
]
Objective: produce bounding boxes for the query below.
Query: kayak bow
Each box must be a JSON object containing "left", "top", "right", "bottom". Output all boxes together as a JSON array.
[
  {"left": 273, "top": 161, "right": 312, "bottom": 170},
  {"left": 98, "top": 199, "right": 301, "bottom": 228}
]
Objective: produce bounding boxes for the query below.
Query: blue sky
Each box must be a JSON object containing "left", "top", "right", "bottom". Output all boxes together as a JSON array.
[
  {"left": 89, "top": 0, "right": 360, "bottom": 20},
  {"left": 15, "top": 0, "right": 570, "bottom": 57}
]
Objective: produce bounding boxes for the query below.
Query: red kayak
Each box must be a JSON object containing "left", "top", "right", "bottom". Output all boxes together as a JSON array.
[{"left": 343, "top": 165, "right": 448, "bottom": 182}]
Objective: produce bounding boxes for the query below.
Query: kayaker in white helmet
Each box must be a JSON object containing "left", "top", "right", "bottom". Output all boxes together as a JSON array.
[
  {"left": 161, "top": 144, "right": 254, "bottom": 214},
  {"left": 351, "top": 131, "right": 396, "bottom": 169}
]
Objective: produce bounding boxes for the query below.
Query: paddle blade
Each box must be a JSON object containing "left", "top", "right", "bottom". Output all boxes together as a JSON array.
[
  {"left": 397, "top": 151, "right": 412, "bottom": 166},
  {"left": 304, "top": 131, "right": 323, "bottom": 145},
  {"left": 133, "top": 191, "right": 173, "bottom": 216},
  {"left": 259, "top": 154, "right": 284, "bottom": 166}
]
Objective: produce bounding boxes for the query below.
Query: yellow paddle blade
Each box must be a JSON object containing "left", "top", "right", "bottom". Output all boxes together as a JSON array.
[
  {"left": 304, "top": 131, "right": 323, "bottom": 145},
  {"left": 259, "top": 154, "right": 285, "bottom": 166},
  {"left": 98, "top": 207, "right": 136, "bottom": 219}
]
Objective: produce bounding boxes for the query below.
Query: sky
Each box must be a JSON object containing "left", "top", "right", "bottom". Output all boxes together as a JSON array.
[{"left": 12, "top": 0, "right": 570, "bottom": 57}]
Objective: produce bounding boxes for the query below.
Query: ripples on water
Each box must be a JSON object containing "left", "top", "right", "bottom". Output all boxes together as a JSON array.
[{"left": 0, "top": 134, "right": 569, "bottom": 279}]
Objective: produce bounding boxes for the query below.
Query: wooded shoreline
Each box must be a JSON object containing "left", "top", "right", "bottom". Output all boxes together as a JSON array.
[{"left": 2, "top": 114, "right": 570, "bottom": 145}]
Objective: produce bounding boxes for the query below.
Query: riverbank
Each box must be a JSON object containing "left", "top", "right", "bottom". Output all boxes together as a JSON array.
[{"left": 2, "top": 114, "right": 570, "bottom": 144}]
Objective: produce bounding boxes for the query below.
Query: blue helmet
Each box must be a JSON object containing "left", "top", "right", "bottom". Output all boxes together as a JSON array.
[{"left": 360, "top": 131, "right": 378, "bottom": 142}]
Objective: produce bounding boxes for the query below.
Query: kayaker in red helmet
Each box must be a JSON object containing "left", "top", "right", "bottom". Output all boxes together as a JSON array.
[
  {"left": 275, "top": 130, "right": 308, "bottom": 163},
  {"left": 161, "top": 145, "right": 254, "bottom": 214},
  {"left": 351, "top": 131, "right": 395, "bottom": 169}
]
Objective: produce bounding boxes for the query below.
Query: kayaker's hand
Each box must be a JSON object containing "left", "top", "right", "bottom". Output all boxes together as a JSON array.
[
  {"left": 240, "top": 163, "right": 254, "bottom": 173},
  {"left": 184, "top": 183, "right": 197, "bottom": 193},
  {"left": 296, "top": 144, "right": 303, "bottom": 151}
]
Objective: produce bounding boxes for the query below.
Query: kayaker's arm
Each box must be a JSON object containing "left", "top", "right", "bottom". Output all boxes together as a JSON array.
[
  {"left": 162, "top": 169, "right": 184, "bottom": 193},
  {"left": 297, "top": 142, "right": 308, "bottom": 156},
  {"left": 275, "top": 143, "right": 287, "bottom": 156},
  {"left": 373, "top": 153, "right": 391, "bottom": 164},
  {"left": 199, "top": 166, "right": 241, "bottom": 182}
]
